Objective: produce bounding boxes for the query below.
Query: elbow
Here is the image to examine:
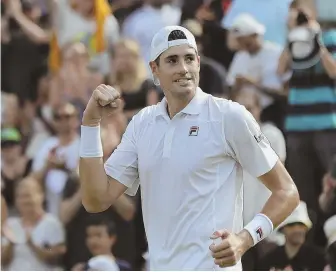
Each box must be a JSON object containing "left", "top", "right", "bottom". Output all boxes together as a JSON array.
[
  {"left": 285, "top": 183, "right": 300, "bottom": 211},
  {"left": 82, "top": 198, "right": 110, "bottom": 213}
]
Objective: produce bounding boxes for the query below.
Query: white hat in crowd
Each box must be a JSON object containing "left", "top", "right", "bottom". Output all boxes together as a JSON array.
[
  {"left": 324, "top": 215, "right": 336, "bottom": 246},
  {"left": 87, "top": 255, "right": 120, "bottom": 271},
  {"left": 278, "top": 201, "right": 313, "bottom": 230},
  {"left": 230, "top": 13, "right": 266, "bottom": 37}
]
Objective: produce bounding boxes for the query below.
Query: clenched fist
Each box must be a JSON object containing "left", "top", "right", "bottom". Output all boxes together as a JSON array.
[
  {"left": 209, "top": 229, "right": 253, "bottom": 268},
  {"left": 82, "top": 84, "right": 122, "bottom": 126}
]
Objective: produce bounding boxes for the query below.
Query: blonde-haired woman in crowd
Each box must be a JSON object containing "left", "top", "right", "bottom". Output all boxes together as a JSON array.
[{"left": 107, "top": 39, "right": 162, "bottom": 121}]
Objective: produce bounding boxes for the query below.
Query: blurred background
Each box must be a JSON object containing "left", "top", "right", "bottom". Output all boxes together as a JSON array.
[{"left": 1, "top": 0, "right": 336, "bottom": 270}]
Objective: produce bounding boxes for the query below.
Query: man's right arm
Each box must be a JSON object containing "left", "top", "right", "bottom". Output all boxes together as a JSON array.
[{"left": 79, "top": 157, "right": 127, "bottom": 213}]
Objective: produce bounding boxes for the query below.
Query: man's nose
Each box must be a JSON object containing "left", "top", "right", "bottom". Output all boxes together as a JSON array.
[{"left": 177, "top": 60, "right": 188, "bottom": 74}]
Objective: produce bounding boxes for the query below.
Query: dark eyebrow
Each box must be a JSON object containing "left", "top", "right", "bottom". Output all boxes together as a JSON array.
[{"left": 164, "top": 53, "right": 196, "bottom": 61}]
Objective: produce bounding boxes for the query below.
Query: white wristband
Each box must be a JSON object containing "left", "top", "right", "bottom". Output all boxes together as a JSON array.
[
  {"left": 244, "top": 213, "right": 274, "bottom": 245},
  {"left": 79, "top": 125, "right": 103, "bottom": 158}
]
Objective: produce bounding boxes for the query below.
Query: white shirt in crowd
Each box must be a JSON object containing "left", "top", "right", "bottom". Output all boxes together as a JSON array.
[
  {"left": 2, "top": 214, "right": 65, "bottom": 271},
  {"left": 32, "top": 136, "right": 80, "bottom": 216},
  {"left": 104, "top": 88, "right": 278, "bottom": 270},
  {"left": 122, "top": 4, "right": 181, "bottom": 74},
  {"left": 227, "top": 41, "right": 285, "bottom": 108},
  {"left": 54, "top": 0, "right": 120, "bottom": 74}
]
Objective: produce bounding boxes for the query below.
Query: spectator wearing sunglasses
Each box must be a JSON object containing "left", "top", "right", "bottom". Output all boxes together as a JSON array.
[{"left": 30, "top": 103, "right": 80, "bottom": 217}]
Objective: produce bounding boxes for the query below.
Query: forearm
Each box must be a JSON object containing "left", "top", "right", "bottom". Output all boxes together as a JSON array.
[
  {"left": 258, "top": 86, "right": 287, "bottom": 100},
  {"left": 12, "top": 12, "right": 50, "bottom": 44},
  {"left": 59, "top": 191, "right": 82, "bottom": 225},
  {"left": 261, "top": 184, "right": 299, "bottom": 228},
  {"left": 113, "top": 195, "right": 136, "bottom": 221},
  {"left": 320, "top": 47, "right": 336, "bottom": 78},
  {"left": 277, "top": 49, "right": 291, "bottom": 76}
]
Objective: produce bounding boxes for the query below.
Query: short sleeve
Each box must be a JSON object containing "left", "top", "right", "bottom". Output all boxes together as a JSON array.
[
  {"left": 104, "top": 117, "right": 139, "bottom": 196},
  {"left": 224, "top": 103, "right": 278, "bottom": 177},
  {"left": 45, "top": 216, "right": 65, "bottom": 245},
  {"left": 226, "top": 52, "right": 247, "bottom": 86}
]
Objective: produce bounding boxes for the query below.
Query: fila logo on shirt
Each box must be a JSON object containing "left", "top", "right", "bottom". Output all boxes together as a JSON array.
[
  {"left": 256, "top": 227, "right": 263, "bottom": 241},
  {"left": 189, "top": 126, "right": 199, "bottom": 136},
  {"left": 254, "top": 132, "right": 265, "bottom": 143}
]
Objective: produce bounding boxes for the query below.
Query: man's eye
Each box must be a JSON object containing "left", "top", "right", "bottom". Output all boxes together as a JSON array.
[{"left": 186, "top": 56, "right": 195, "bottom": 62}]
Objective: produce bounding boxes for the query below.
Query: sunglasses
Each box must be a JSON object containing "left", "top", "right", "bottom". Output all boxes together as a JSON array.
[{"left": 54, "top": 114, "right": 74, "bottom": 121}]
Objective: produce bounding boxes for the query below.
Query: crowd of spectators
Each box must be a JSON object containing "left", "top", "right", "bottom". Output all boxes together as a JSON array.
[{"left": 1, "top": 0, "right": 336, "bottom": 270}]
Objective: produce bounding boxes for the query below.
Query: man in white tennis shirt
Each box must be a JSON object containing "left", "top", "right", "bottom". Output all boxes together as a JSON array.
[{"left": 79, "top": 26, "right": 300, "bottom": 270}]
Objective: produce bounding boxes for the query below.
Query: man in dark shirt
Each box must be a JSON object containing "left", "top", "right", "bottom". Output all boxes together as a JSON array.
[{"left": 258, "top": 201, "right": 326, "bottom": 271}]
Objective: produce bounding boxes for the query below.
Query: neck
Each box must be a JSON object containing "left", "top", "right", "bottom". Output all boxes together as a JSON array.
[
  {"left": 58, "top": 131, "right": 77, "bottom": 146},
  {"left": 22, "top": 209, "right": 44, "bottom": 225},
  {"left": 285, "top": 242, "right": 302, "bottom": 259},
  {"left": 248, "top": 41, "right": 262, "bottom": 55},
  {"left": 165, "top": 89, "right": 196, "bottom": 118}
]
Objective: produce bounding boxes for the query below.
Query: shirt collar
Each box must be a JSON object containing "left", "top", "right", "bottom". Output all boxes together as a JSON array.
[{"left": 156, "top": 87, "right": 209, "bottom": 117}]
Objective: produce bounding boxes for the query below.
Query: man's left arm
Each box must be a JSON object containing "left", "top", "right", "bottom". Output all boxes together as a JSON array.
[{"left": 210, "top": 103, "right": 299, "bottom": 268}]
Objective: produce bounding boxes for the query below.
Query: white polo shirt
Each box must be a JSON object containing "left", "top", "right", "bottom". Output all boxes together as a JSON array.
[{"left": 105, "top": 88, "right": 278, "bottom": 270}]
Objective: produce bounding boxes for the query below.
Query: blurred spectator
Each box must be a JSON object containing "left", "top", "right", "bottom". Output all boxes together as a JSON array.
[
  {"left": 107, "top": 39, "right": 161, "bottom": 120},
  {"left": 319, "top": 156, "right": 336, "bottom": 218},
  {"left": 1, "top": 0, "right": 50, "bottom": 102},
  {"left": 31, "top": 103, "right": 80, "bottom": 216},
  {"left": 50, "top": 42, "right": 104, "bottom": 112},
  {"left": 49, "top": 0, "right": 119, "bottom": 75},
  {"left": 122, "top": 0, "right": 181, "bottom": 71},
  {"left": 278, "top": 3, "right": 336, "bottom": 234},
  {"left": 60, "top": 168, "right": 135, "bottom": 270},
  {"left": 222, "top": 0, "right": 293, "bottom": 46},
  {"left": 181, "top": 19, "right": 228, "bottom": 97},
  {"left": 1, "top": 177, "right": 66, "bottom": 270},
  {"left": 180, "top": 0, "right": 233, "bottom": 69},
  {"left": 227, "top": 14, "right": 287, "bottom": 130},
  {"left": 324, "top": 215, "right": 336, "bottom": 270},
  {"left": 109, "top": 0, "right": 143, "bottom": 27},
  {"left": 72, "top": 218, "right": 131, "bottom": 271},
  {"left": 1, "top": 128, "right": 32, "bottom": 216},
  {"left": 258, "top": 201, "right": 326, "bottom": 271}
]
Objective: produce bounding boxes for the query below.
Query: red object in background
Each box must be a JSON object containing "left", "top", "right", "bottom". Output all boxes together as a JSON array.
[{"left": 222, "top": 0, "right": 232, "bottom": 14}]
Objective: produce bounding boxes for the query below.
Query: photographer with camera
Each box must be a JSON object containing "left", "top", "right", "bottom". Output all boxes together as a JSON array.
[{"left": 277, "top": 0, "right": 336, "bottom": 245}]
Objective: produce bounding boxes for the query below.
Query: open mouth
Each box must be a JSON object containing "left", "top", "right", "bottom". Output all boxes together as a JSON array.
[{"left": 174, "top": 78, "right": 192, "bottom": 83}]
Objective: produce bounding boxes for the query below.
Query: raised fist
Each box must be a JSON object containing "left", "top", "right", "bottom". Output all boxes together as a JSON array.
[{"left": 82, "top": 84, "right": 122, "bottom": 126}]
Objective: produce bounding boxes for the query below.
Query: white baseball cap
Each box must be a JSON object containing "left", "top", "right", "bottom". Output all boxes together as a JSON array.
[
  {"left": 149, "top": 25, "right": 198, "bottom": 62},
  {"left": 278, "top": 201, "right": 313, "bottom": 230},
  {"left": 230, "top": 13, "right": 266, "bottom": 37}
]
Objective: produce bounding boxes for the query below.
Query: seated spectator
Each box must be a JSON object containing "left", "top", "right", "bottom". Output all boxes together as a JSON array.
[
  {"left": 107, "top": 39, "right": 160, "bottom": 120},
  {"left": 181, "top": 19, "right": 229, "bottom": 98},
  {"left": 31, "top": 102, "right": 80, "bottom": 216},
  {"left": 1, "top": 177, "right": 66, "bottom": 270},
  {"left": 72, "top": 218, "right": 131, "bottom": 271},
  {"left": 324, "top": 215, "right": 336, "bottom": 271},
  {"left": 1, "top": 128, "right": 32, "bottom": 216},
  {"left": 258, "top": 201, "right": 326, "bottom": 271},
  {"left": 227, "top": 13, "right": 287, "bottom": 130},
  {"left": 49, "top": 0, "right": 120, "bottom": 75},
  {"left": 60, "top": 169, "right": 135, "bottom": 270}
]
